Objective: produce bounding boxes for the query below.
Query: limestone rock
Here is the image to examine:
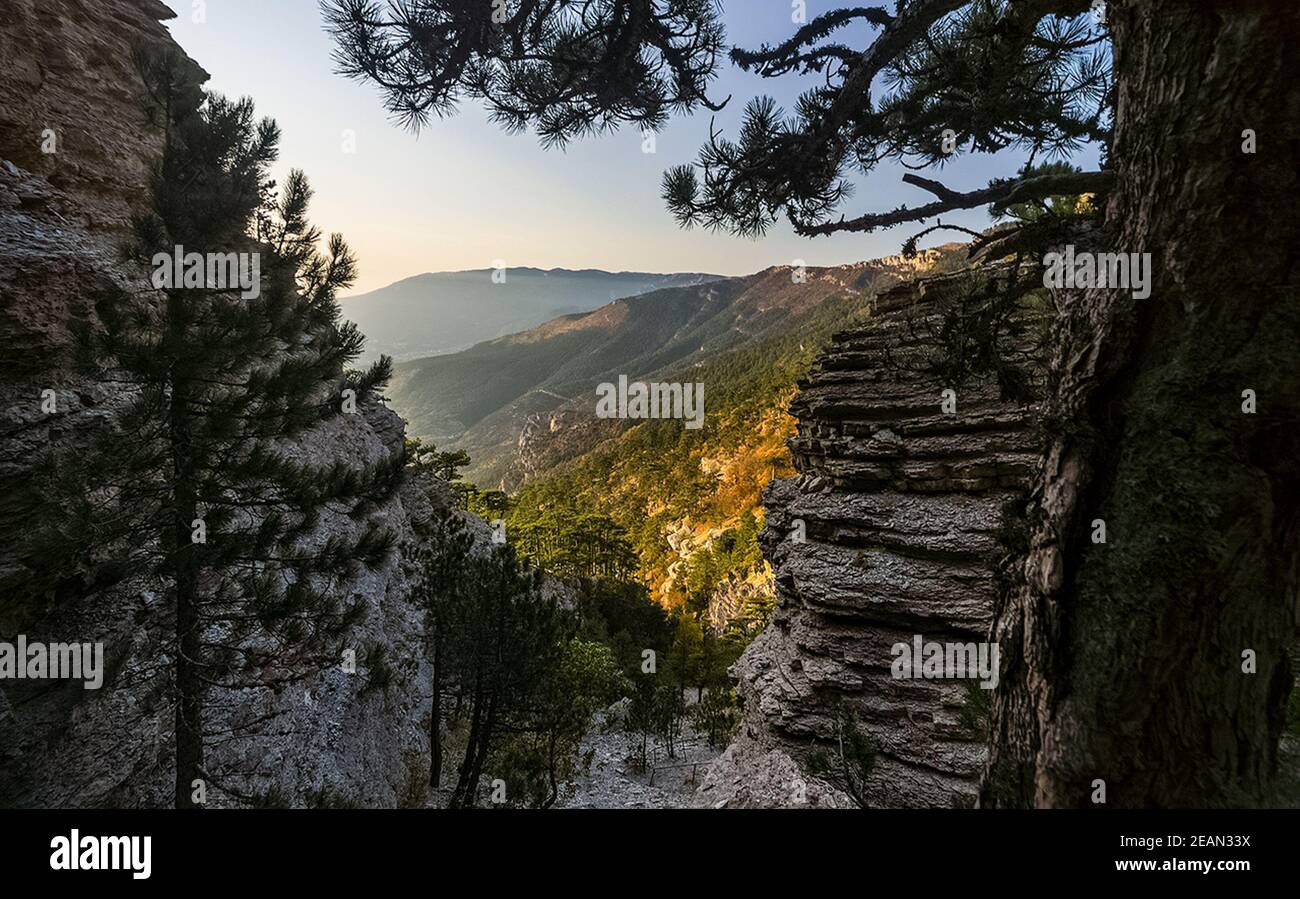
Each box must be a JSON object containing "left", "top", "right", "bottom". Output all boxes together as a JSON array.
[
  {"left": 0, "top": 0, "right": 523, "bottom": 809},
  {"left": 712, "top": 268, "right": 1046, "bottom": 808}
]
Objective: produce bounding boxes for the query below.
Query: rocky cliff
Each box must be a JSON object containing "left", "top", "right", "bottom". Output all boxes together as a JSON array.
[
  {"left": 706, "top": 268, "right": 1047, "bottom": 808},
  {"left": 0, "top": 0, "right": 453, "bottom": 808},
  {"left": 0, "top": 0, "right": 185, "bottom": 231}
]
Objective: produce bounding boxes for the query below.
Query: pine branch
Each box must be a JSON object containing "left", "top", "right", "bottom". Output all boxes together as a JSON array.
[{"left": 793, "top": 168, "right": 1112, "bottom": 235}]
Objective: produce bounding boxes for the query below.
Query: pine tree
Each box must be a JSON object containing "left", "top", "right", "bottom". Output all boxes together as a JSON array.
[
  {"left": 327, "top": 0, "right": 1300, "bottom": 807},
  {"left": 28, "top": 54, "right": 401, "bottom": 808},
  {"left": 806, "top": 703, "right": 878, "bottom": 809},
  {"left": 490, "top": 637, "right": 626, "bottom": 808},
  {"left": 413, "top": 507, "right": 572, "bottom": 808},
  {"left": 322, "top": 0, "right": 726, "bottom": 139},
  {"left": 442, "top": 541, "right": 567, "bottom": 808},
  {"left": 410, "top": 509, "right": 476, "bottom": 792}
]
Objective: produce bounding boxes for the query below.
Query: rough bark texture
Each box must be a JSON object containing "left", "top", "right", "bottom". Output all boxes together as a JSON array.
[
  {"left": 714, "top": 269, "right": 1046, "bottom": 808},
  {"left": 982, "top": 0, "right": 1300, "bottom": 808}
]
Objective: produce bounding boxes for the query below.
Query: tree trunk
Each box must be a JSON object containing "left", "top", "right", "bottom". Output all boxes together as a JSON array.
[
  {"left": 983, "top": 0, "right": 1300, "bottom": 808},
  {"left": 463, "top": 690, "right": 498, "bottom": 805},
  {"left": 170, "top": 381, "right": 204, "bottom": 810},
  {"left": 448, "top": 663, "right": 484, "bottom": 809},
  {"left": 174, "top": 550, "right": 203, "bottom": 809},
  {"left": 430, "top": 625, "right": 443, "bottom": 790},
  {"left": 542, "top": 729, "right": 559, "bottom": 810}
]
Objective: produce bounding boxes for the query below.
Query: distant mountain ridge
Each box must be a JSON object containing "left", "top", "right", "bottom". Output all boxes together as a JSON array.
[
  {"left": 342, "top": 267, "right": 723, "bottom": 362},
  {"left": 385, "top": 248, "right": 965, "bottom": 490}
]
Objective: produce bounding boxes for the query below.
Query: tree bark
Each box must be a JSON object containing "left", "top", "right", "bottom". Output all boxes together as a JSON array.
[
  {"left": 463, "top": 690, "right": 498, "bottom": 805},
  {"left": 983, "top": 0, "right": 1300, "bottom": 808},
  {"left": 448, "top": 662, "right": 484, "bottom": 809},
  {"left": 171, "top": 379, "right": 204, "bottom": 810},
  {"left": 542, "top": 728, "right": 559, "bottom": 810},
  {"left": 430, "top": 625, "right": 443, "bottom": 790},
  {"left": 174, "top": 548, "right": 203, "bottom": 809}
]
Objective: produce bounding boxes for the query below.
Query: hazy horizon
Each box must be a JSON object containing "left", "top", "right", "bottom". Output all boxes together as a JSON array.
[
  {"left": 339, "top": 254, "right": 947, "bottom": 301},
  {"left": 164, "top": 1, "right": 1099, "bottom": 294},
  {"left": 340, "top": 264, "right": 725, "bottom": 300}
]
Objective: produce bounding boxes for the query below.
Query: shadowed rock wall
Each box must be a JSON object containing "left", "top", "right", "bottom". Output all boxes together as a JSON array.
[{"left": 710, "top": 268, "right": 1045, "bottom": 808}]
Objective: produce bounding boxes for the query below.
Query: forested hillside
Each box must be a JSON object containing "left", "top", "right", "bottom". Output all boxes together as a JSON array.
[
  {"left": 507, "top": 291, "right": 856, "bottom": 619},
  {"left": 386, "top": 250, "right": 968, "bottom": 626},
  {"left": 389, "top": 253, "right": 963, "bottom": 487}
]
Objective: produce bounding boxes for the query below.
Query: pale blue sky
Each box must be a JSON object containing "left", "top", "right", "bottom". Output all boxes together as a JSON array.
[{"left": 164, "top": 1, "right": 1098, "bottom": 294}]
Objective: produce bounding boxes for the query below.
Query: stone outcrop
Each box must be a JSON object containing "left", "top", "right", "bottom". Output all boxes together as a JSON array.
[
  {"left": 695, "top": 738, "right": 852, "bottom": 809},
  {"left": 0, "top": 404, "right": 448, "bottom": 808},
  {"left": 1, "top": 0, "right": 188, "bottom": 594},
  {"left": 0, "top": 0, "right": 196, "bottom": 232},
  {"left": 704, "top": 567, "right": 773, "bottom": 635},
  {"left": 0, "top": 0, "right": 485, "bottom": 808},
  {"left": 716, "top": 268, "right": 1046, "bottom": 808}
]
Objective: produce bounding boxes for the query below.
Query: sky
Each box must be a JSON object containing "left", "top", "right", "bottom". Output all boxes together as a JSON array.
[{"left": 164, "top": 1, "right": 1098, "bottom": 295}]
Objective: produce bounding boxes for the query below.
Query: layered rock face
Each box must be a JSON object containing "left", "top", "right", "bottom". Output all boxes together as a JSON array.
[
  {"left": 714, "top": 269, "right": 1046, "bottom": 808},
  {"left": 1, "top": 0, "right": 189, "bottom": 598},
  {"left": 0, "top": 0, "right": 190, "bottom": 231},
  {"left": 0, "top": 0, "right": 453, "bottom": 808}
]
